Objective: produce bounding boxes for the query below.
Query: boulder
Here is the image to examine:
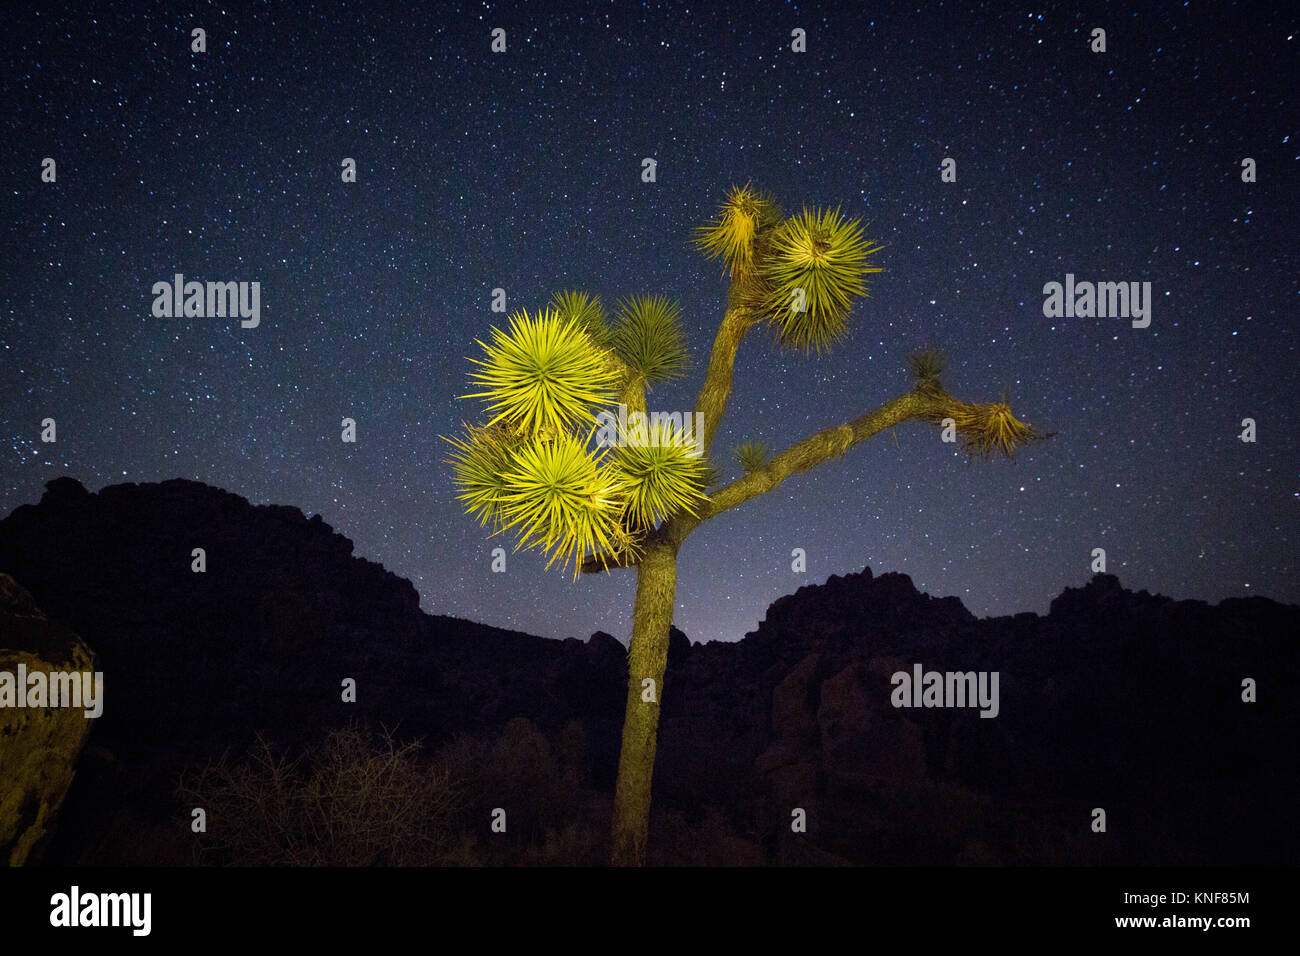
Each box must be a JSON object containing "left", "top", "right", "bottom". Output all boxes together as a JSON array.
[{"left": 0, "top": 574, "right": 97, "bottom": 865}]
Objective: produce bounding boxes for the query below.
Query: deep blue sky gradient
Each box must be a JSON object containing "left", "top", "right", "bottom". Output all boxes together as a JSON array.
[{"left": 2, "top": 1, "right": 1296, "bottom": 643}]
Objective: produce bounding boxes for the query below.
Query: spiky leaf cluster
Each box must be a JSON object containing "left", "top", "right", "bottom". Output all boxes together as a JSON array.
[
  {"left": 759, "top": 207, "right": 882, "bottom": 353},
  {"left": 611, "top": 295, "right": 690, "bottom": 385},
  {"left": 550, "top": 290, "right": 612, "bottom": 348},
  {"left": 693, "top": 183, "right": 783, "bottom": 276},
  {"left": 446, "top": 423, "right": 518, "bottom": 530},
  {"left": 464, "top": 307, "right": 619, "bottom": 439},
  {"left": 607, "top": 418, "right": 711, "bottom": 529},
  {"left": 907, "top": 347, "right": 948, "bottom": 396},
  {"left": 949, "top": 401, "right": 1047, "bottom": 460},
  {"left": 906, "top": 348, "right": 947, "bottom": 383},
  {"left": 493, "top": 431, "right": 634, "bottom": 576},
  {"left": 733, "top": 440, "right": 771, "bottom": 474},
  {"left": 449, "top": 299, "right": 709, "bottom": 577}
]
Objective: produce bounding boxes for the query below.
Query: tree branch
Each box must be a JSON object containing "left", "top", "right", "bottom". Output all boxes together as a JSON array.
[
  {"left": 704, "top": 391, "right": 928, "bottom": 521},
  {"left": 663, "top": 382, "right": 1050, "bottom": 546},
  {"left": 691, "top": 301, "right": 756, "bottom": 457}
]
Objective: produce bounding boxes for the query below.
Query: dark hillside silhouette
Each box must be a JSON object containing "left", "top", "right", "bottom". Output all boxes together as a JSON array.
[{"left": 1, "top": 477, "right": 1295, "bottom": 865}]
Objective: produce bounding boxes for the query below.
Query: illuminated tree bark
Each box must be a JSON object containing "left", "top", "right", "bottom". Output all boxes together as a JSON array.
[{"left": 610, "top": 541, "right": 677, "bottom": 866}]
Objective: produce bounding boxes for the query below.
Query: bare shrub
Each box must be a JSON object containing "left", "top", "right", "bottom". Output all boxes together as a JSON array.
[{"left": 177, "top": 725, "right": 461, "bottom": 866}]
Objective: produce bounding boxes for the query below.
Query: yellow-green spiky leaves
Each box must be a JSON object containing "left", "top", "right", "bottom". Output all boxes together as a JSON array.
[
  {"left": 550, "top": 290, "right": 612, "bottom": 348},
  {"left": 611, "top": 295, "right": 691, "bottom": 385},
  {"left": 464, "top": 307, "right": 619, "bottom": 439},
  {"left": 606, "top": 419, "right": 710, "bottom": 529},
  {"left": 695, "top": 187, "right": 886, "bottom": 352},
  {"left": 948, "top": 401, "right": 1049, "bottom": 460},
  {"left": 694, "top": 183, "right": 783, "bottom": 275},
  {"left": 760, "top": 207, "right": 883, "bottom": 353},
  {"left": 450, "top": 301, "right": 701, "bottom": 575},
  {"left": 733, "top": 440, "right": 770, "bottom": 474},
  {"left": 445, "top": 423, "right": 519, "bottom": 531},
  {"left": 495, "top": 432, "right": 633, "bottom": 578}
]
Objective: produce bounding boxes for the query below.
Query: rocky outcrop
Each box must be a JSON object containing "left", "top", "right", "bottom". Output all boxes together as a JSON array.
[
  {"left": 0, "top": 574, "right": 97, "bottom": 865},
  {"left": 735, "top": 569, "right": 1300, "bottom": 865}
]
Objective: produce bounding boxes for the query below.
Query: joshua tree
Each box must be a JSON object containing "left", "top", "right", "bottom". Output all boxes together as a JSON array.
[{"left": 446, "top": 184, "right": 1050, "bottom": 866}]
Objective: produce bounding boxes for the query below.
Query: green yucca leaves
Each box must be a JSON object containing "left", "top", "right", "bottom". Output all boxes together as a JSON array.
[
  {"left": 550, "top": 290, "right": 612, "bottom": 348},
  {"left": 464, "top": 307, "right": 619, "bottom": 438},
  {"left": 906, "top": 347, "right": 947, "bottom": 383},
  {"left": 693, "top": 183, "right": 783, "bottom": 275},
  {"left": 445, "top": 423, "right": 518, "bottom": 530},
  {"left": 495, "top": 431, "right": 633, "bottom": 578},
  {"left": 612, "top": 295, "right": 691, "bottom": 385},
  {"left": 700, "top": 459, "right": 724, "bottom": 490},
  {"left": 760, "top": 207, "right": 883, "bottom": 353},
  {"left": 947, "top": 401, "right": 1046, "bottom": 461},
  {"left": 733, "top": 440, "right": 771, "bottom": 474},
  {"left": 607, "top": 420, "right": 710, "bottom": 529},
  {"left": 450, "top": 300, "right": 702, "bottom": 575}
]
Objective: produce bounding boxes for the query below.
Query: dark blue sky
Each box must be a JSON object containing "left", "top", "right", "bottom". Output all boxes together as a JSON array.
[{"left": 2, "top": 1, "right": 1296, "bottom": 644}]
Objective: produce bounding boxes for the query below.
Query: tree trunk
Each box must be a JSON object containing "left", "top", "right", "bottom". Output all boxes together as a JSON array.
[{"left": 610, "top": 542, "right": 678, "bottom": 866}]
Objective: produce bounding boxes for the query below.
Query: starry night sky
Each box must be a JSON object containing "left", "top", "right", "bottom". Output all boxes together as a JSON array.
[{"left": 2, "top": 2, "right": 1296, "bottom": 645}]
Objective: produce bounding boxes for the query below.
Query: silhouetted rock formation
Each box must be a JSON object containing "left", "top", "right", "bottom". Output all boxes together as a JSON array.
[
  {"left": 1, "top": 477, "right": 1296, "bottom": 865},
  {"left": 0, "top": 573, "right": 97, "bottom": 864},
  {"left": 726, "top": 568, "right": 1300, "bottom": 865}
]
